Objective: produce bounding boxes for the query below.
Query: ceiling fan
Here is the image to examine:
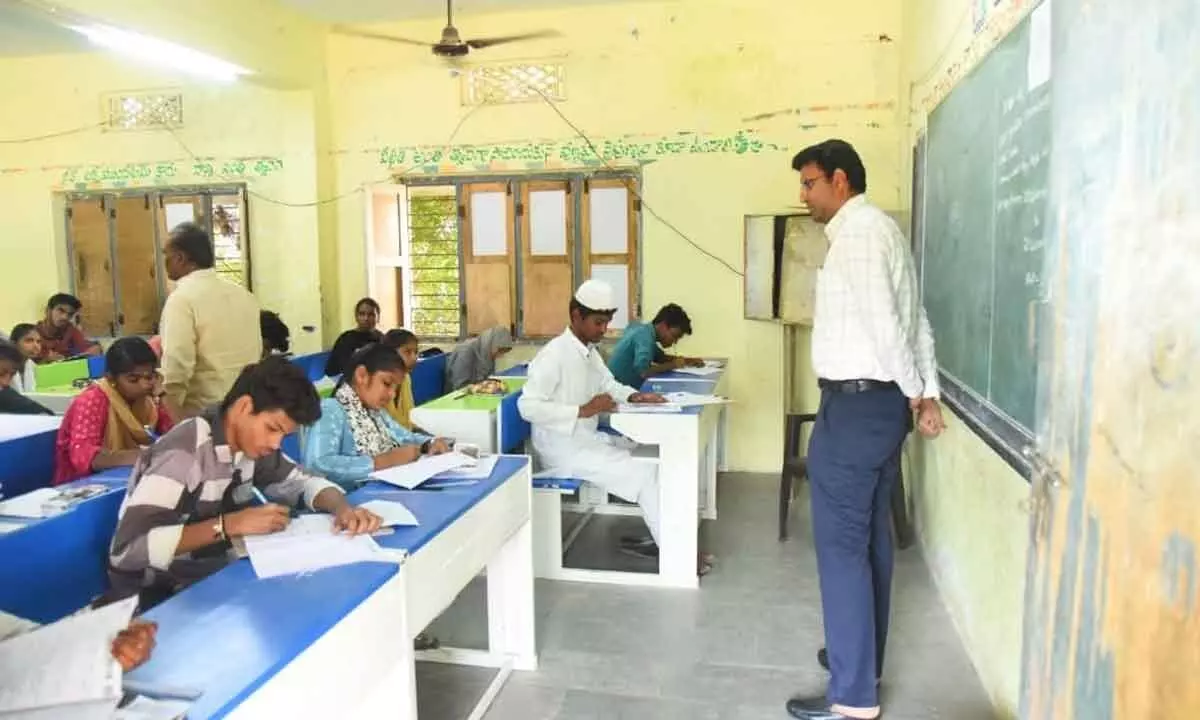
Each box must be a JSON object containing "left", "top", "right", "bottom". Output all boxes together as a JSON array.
[{"left": 333, "top": 0, "right": 560, "bottom": 59}]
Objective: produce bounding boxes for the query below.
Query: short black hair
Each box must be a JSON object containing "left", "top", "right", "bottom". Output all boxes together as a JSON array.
[
  {"left": 652, "top": 303, "right": 692, "bottom": 335},
  {"left": 46, "top": 293, "right": 82, "bottom": 312},
  {"left": 260, "top": 310, "right": 291, "bottom": 355},
  {"left": 167, "top": 222, "right": 215, "bottom": 269},
  {"left": 9, "top": 323, "right": 37, "bottom": 344},
  {"left": 106, "top": 337, "right": 159, "bottom": 376},
  {"left": 569, "top": 298, "right": 616, "bottom": 320},
  {"left": 381, "top": 328, "right": 417, "bottom": 349},
  {"left": 791, "top": 139, "right": 867, "bottom": 194},
  {"left": 355, "top": 297, "right": 381, "bottom": 315},
  {"left": 220, "top": 356, "right": 321, "bottom": 425},
  {"left": 0, "top": 341, "right": 22, "bottom": 369}
]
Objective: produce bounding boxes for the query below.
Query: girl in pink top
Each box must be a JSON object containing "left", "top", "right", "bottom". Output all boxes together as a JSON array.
[{"left": 53, "top": 337, "right": 174, "bottom": 485}]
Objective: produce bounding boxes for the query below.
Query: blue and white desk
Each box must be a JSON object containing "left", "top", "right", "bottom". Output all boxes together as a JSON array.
[
  {"left": 0, "top": 466, "right": 130, "bottom": 623},
  {"left": 129, "top": 561, "right": 410, "bottom": 719},
  {"left": 0, "top": 414, "right": 63, "bottom": 499},
  {"left": 642, "top": 357, "right": 731, "bottom": 474},
  {"left": 493, "top": 363, "right": 528, "bottom": 379},
  {"left": 127, "top": 455, "right": 536, "bottom": 719},
  {"left": 351, "top": 455, "right": 537, "bottom": 676}
]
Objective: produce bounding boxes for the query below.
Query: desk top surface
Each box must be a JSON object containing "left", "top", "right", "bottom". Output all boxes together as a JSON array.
[
  {"left": 128, "top": 560, "right": 399, "bottom": 720},
  {"left": 641, "top": 378, "right": 721, "bottom": 395},
  {"left": 0, "top": 467, "right": 131, "bottom": 622},
  {"left": 126, "top": 455, "right": 530, "bottom": 719},
  {"left": 493, "top": 364, "right": 528, "bottom": 378},
  {"left": 419, "top": 378, "right": 526, "bottom": 411},
  {"left": 0, "top": 414, "right": 62, "bottom": 442},
  {"left": 349, "top": 454, "right": 529, "bottom": 556}
]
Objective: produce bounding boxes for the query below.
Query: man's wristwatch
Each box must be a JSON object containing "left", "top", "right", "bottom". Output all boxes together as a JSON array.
[
  {"left": 420, "top": 439, "right": 432, "bottom": 455},
  {"left": 213, "top": 514, "right": 226, "bottom": 542}
]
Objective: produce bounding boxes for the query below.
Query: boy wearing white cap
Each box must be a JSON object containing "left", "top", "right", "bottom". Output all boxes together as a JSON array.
[{"left": 518, "top": 279, "right": 668, "bottom": 557}]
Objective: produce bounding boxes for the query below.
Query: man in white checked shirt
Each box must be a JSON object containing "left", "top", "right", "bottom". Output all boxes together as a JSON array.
[{"left": 785, "top": 140, "right": 945, "bottom": 720}]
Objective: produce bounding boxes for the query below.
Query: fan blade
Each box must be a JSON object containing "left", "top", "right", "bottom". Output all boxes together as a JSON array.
[
  {"left": 331, "top": 25, "right": 433, "bottom": 48},
  {"left": 465, "top": 30, "right": 561, "bottom": 49}
]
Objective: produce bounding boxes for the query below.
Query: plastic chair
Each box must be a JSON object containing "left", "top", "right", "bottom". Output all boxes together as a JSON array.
[{"left": 779, "top": 412, "right": 816, "bottom": 540}]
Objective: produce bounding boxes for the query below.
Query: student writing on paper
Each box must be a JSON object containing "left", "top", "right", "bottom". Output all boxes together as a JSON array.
[
  {"left": 607, "top": 303, "right": 703, "bottom": 388},
  {"left": 520, "top": 280, "right": 714, "bottom": 567},
  {"left": 35, "top": 292, "right": 102, "bottom": 361},
  {"left": 324, "top": 297, "right": 383, "bottom": 378},
  {"left": 7, "top": 323, "right": 40, "bottom": 392},
  {"left": 444, "top": 326, "right": 514, "bottom": 392},
  {"left": 104, "top": 357, "right": 382, "bottom": 611},
  {"left": 53, "top": 338, "right": 176, "bottom": 485},
  {"left": 305, "top": 343, "right": 451, "bottom": 490},
  {"left": 0, "top": 342, "right": 55, "bottom": 415},
  {"left": 0, "top": 610, "right": 157, "bottom": 671}
]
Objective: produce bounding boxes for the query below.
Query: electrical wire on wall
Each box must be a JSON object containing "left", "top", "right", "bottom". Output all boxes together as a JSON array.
[
  {"left": 522, "top": 83, "right": 744, "bottom": 278},
  {"left": 162, "top": 100, "right": 487, "bottom": 209},
  {"left": 3, "top": 74, "right": 745, "bottom": 277},
  {"left": 0, "top": 122, "right": 107, "bottom": 144}
]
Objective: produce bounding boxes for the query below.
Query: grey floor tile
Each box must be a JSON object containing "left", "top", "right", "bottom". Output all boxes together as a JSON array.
[
  {"left": 407, "top": 473, "right": 994, "bottom": 720},
  {"left": 555, "top": 689, "right": 722, "bottom": 720},
  {"left": 483, "top": 677, "right": 566, "bottom": 720}
]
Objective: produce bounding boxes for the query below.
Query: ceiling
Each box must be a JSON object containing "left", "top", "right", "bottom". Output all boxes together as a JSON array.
[
  {"left": 276, "top": 0, "right": 646, "bottom": 23},
  {"left": 0, "top": 1, "right": 90, "bottom": 56}
]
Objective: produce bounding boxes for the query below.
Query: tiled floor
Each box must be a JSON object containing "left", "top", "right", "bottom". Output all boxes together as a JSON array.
[{"left": 416, "top": 473, "right": 997, "bottom": 719}]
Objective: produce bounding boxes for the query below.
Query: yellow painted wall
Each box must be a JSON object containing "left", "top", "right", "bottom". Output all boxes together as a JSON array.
[
  {"left": 899, "top": 0, "right": 1034, "bottom": 716},
  {"left": 324, "top": 0, "right": 905, "bottom": 472},
  {"left": 0, "top": 53, "right": 326, "bottom": 353}
]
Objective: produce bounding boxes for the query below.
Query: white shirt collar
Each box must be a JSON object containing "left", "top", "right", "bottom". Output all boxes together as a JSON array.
[
  {"left": 560, "top": 328, "right": 592, "bottom": 358},
  {"left": 824, "top": 194, "right": 868, "bottom": 241},
  {"left": 177, "top": 267, "right": 217, "bottom": 286}
]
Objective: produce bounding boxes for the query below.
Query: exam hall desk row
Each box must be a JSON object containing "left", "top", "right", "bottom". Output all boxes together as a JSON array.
[
  {"left": 496, "top": 361, "right": 729, "bottom": 589},
  {"left": 126, "top": 454, "right": 537, "bottom": 719},
  {"left": 0, "top": 414, "right": 64, "bottom": 500},
  {"left": 0, "top": 466, "right": 132, "bottom": 624}
]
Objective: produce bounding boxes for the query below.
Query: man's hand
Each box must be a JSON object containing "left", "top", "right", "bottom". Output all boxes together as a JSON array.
[
  {"left": 111, "top": 621, "right": 157, "bottom": 671},
  {"left": 916, "top": 398, "right": 946, "bottom": 438},
  {"left": 428, "top": 437, "right": 452, "bottom": 455},
  {"left": 224, "top": 504, "right": 291, "bottom": 537},
  {"left": 685, "top": 357, "right": 705, "bottom": 368},
  {"left": 628, "top": 392, "right": 667, "bottom": 404},
  {"left": 333, "top": 505, "right": 382, "bottom": 536},
  {"left": 579, "top": 393, "right": 617, "bottom": 418}
]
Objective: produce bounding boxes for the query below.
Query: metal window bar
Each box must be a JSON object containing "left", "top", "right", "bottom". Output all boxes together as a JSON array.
[{"left": 406, "top": 193, "right": 461, "bottom": 338}]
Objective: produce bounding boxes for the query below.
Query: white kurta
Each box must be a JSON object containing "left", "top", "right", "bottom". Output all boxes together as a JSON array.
[{"left": 518, "top": 329, "right": 660, "bottom": 537}]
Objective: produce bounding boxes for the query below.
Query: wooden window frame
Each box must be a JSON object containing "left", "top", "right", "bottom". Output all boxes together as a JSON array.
[
  {"left": 62, "top": 184, "right": 250, "bottom": 338},
  {"left": 390, "top": 171, "right": 641, "bottom": 341}
]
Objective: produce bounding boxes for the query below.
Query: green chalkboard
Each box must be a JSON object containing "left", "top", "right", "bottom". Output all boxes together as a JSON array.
[{"left": 920, "top": 7, "right": 1051, "bottom": 438}]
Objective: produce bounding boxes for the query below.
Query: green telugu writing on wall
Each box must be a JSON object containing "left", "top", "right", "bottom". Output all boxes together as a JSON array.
[
  {"left": 46, "top": 129, "right": 783, "bottom": 191},
  {"left": 57, "top": 157, "right": 285, "bottom": 190},
  {"left": 378, "top": 130, "right": 783, "bottom": 171}
]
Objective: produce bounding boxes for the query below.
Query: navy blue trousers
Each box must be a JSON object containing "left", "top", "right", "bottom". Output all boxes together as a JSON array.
[{"left": 807, "top": 385, "right": 910, "bottom": 709}]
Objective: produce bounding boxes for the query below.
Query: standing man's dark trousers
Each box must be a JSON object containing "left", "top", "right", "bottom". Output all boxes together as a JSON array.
[{"left": 807, "top": 381, "right": 911, "bottom": 711}]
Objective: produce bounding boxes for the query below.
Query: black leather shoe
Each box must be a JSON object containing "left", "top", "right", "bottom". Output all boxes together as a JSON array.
[{"left": 785, "top": 696, "right": 865, "bottom": 720}]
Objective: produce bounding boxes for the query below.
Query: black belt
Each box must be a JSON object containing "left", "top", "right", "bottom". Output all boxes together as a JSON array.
[{"left": 818, "top": 378, "right": 899, "bottom": 394}]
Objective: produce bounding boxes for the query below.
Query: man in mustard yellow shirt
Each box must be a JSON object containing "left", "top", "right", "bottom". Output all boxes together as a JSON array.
[{"left": 160, "top": 223, "right": 262, "bottom": 417}]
